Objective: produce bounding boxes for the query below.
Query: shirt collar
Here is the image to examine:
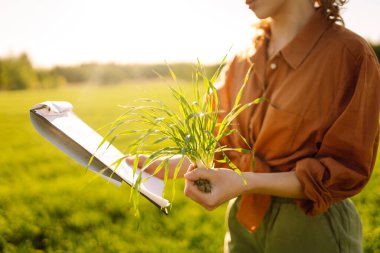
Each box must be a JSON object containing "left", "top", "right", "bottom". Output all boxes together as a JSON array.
[
  {"left": 281, "top": 9, "right": 332, "bottom": 69},
  {"left": 249, "top": 39, "right": 267, "bottom": 84},
  {"left": 250, "top": 9, "right": 332, "bottom": 72}
]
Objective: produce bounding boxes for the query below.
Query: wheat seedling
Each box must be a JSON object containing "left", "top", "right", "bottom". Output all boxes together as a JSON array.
[{"left": 97, "top": 56, "right": 262, "bottom": 210}]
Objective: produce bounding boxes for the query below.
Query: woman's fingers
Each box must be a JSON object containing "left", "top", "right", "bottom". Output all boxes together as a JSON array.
[
  {"left": 184, "top": 168, "right": 220, "bottom": 210},
  {"left": 125, "top": 155, "right": 147, "bottom": 168},
  {"left": 125, "top": 156, "right": 134, "bottom": 165},
  {"left": 184, "top": 167, "right": 212, "bottom": 181},
  {"left": 184, "top": 177, "right": 218, "bottom": 211},
  {"left": 186, "top": 164, "right": 196, "bottom": 172},
  {"left": 184, "top": 168, "right": 247, "bottom": 210}
]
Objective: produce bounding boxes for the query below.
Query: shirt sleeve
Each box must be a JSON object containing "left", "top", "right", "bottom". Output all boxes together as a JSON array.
[{"left": 295, "top": 53, "right": 380, "bottom": 215}]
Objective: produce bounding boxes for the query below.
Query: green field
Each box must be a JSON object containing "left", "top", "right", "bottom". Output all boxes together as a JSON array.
[{"left": 0, "top": 82, "right": 379, "bottom": 252}]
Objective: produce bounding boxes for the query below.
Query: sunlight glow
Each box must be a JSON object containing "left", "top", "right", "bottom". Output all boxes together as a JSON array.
[{"left": 0, "top": 0, "right": 379, "bottom": 67}]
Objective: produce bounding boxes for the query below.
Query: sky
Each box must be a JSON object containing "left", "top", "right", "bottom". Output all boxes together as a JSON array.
[{"left": 0, "top": 0, "right": 379, "bottom": 68}]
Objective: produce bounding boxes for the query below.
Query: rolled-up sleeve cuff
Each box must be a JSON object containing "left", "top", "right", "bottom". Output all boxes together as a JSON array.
[{"left": 294, "top": 158, "right": 333, "bottom": 216}]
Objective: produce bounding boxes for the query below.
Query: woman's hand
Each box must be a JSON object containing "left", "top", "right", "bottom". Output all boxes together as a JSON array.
[
  {"left": 184, "top": 165, "right": 248, "bottom": 210},
  {"left": 125, "top": 155, "right": 190, "bottom": 180},
  {"left": 184, "top": 165, "right": 306, "bottom": 210}
]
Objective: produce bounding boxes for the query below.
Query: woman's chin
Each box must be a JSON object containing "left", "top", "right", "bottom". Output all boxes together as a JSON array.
[
  {"left": 252, "top": 11, "right": 270, "bottom": 20},
  {"left": 248, "top": 5, "right": 270, "bottom": 19}
]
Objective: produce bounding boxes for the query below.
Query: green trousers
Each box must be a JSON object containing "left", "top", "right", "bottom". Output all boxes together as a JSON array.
[{"left": 224, "top": 197, "right": 363, "bottom": 253}]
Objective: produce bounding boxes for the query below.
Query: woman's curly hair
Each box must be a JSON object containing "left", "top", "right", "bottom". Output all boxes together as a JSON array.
[{"left": 317, "top": 0, "right": 348, "bottom": 25}]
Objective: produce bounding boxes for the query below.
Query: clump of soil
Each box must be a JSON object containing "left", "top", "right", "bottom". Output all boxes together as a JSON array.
[{"left": 194, "top": 179, "right": 212, "bottom": 193}]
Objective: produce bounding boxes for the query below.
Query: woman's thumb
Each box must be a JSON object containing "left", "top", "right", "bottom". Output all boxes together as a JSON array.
[{"left": 184, "top": 168, "right": 208, "bottom": 181}]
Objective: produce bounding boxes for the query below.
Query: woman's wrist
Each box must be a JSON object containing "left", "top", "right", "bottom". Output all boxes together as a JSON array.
[{"left": 241, "top": 172, "right": 258, "bottom": 194}]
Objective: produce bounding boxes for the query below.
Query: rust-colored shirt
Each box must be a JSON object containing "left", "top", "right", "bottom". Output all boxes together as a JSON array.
[{"left": 217, "top": 9, "right": 380, "bottom": 232}]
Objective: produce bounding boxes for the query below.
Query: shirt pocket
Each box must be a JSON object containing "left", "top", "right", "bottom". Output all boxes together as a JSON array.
[{"left": 255, "top": 104, "right": 303, "bottom": 159}]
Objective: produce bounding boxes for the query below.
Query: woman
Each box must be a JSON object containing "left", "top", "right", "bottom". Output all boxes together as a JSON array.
[{"left": 128, "top": 0, "right": 380, "bottom": 252}]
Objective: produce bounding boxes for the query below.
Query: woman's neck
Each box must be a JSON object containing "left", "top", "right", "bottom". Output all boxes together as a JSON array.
[{"left": 267, "top": 1, "right": 315, "bottom": 59}]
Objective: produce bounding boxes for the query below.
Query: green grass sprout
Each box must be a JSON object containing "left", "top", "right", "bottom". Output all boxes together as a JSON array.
[{"left": 97, "top": 56, "right": 262, "bottom": 211}]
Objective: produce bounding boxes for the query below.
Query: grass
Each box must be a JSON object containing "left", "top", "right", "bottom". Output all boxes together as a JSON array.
[
  {"left": 0, "top": 81, "right": 226, "bottom": 253},
  {"left": 0, "top": 81, "right": 379, "bottom": 252}
]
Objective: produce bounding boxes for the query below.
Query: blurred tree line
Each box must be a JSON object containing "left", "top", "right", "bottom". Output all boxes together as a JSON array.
[
  {"left": 51, "top": 62, "right": 219, "bottom": 85},
  {"left": 1, "top": 44, "right": 380, "bottom": 90},
  {"left": 0, "top": 54, "right": 66, "bottom": 90},
  {"left": 0, "top": 54, "right": 219, "bottom": 91}
]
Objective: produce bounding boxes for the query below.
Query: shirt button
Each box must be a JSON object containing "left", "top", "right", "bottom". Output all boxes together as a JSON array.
[{"left": 270, "top": 63, "right": 277, "bottom": 70}]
